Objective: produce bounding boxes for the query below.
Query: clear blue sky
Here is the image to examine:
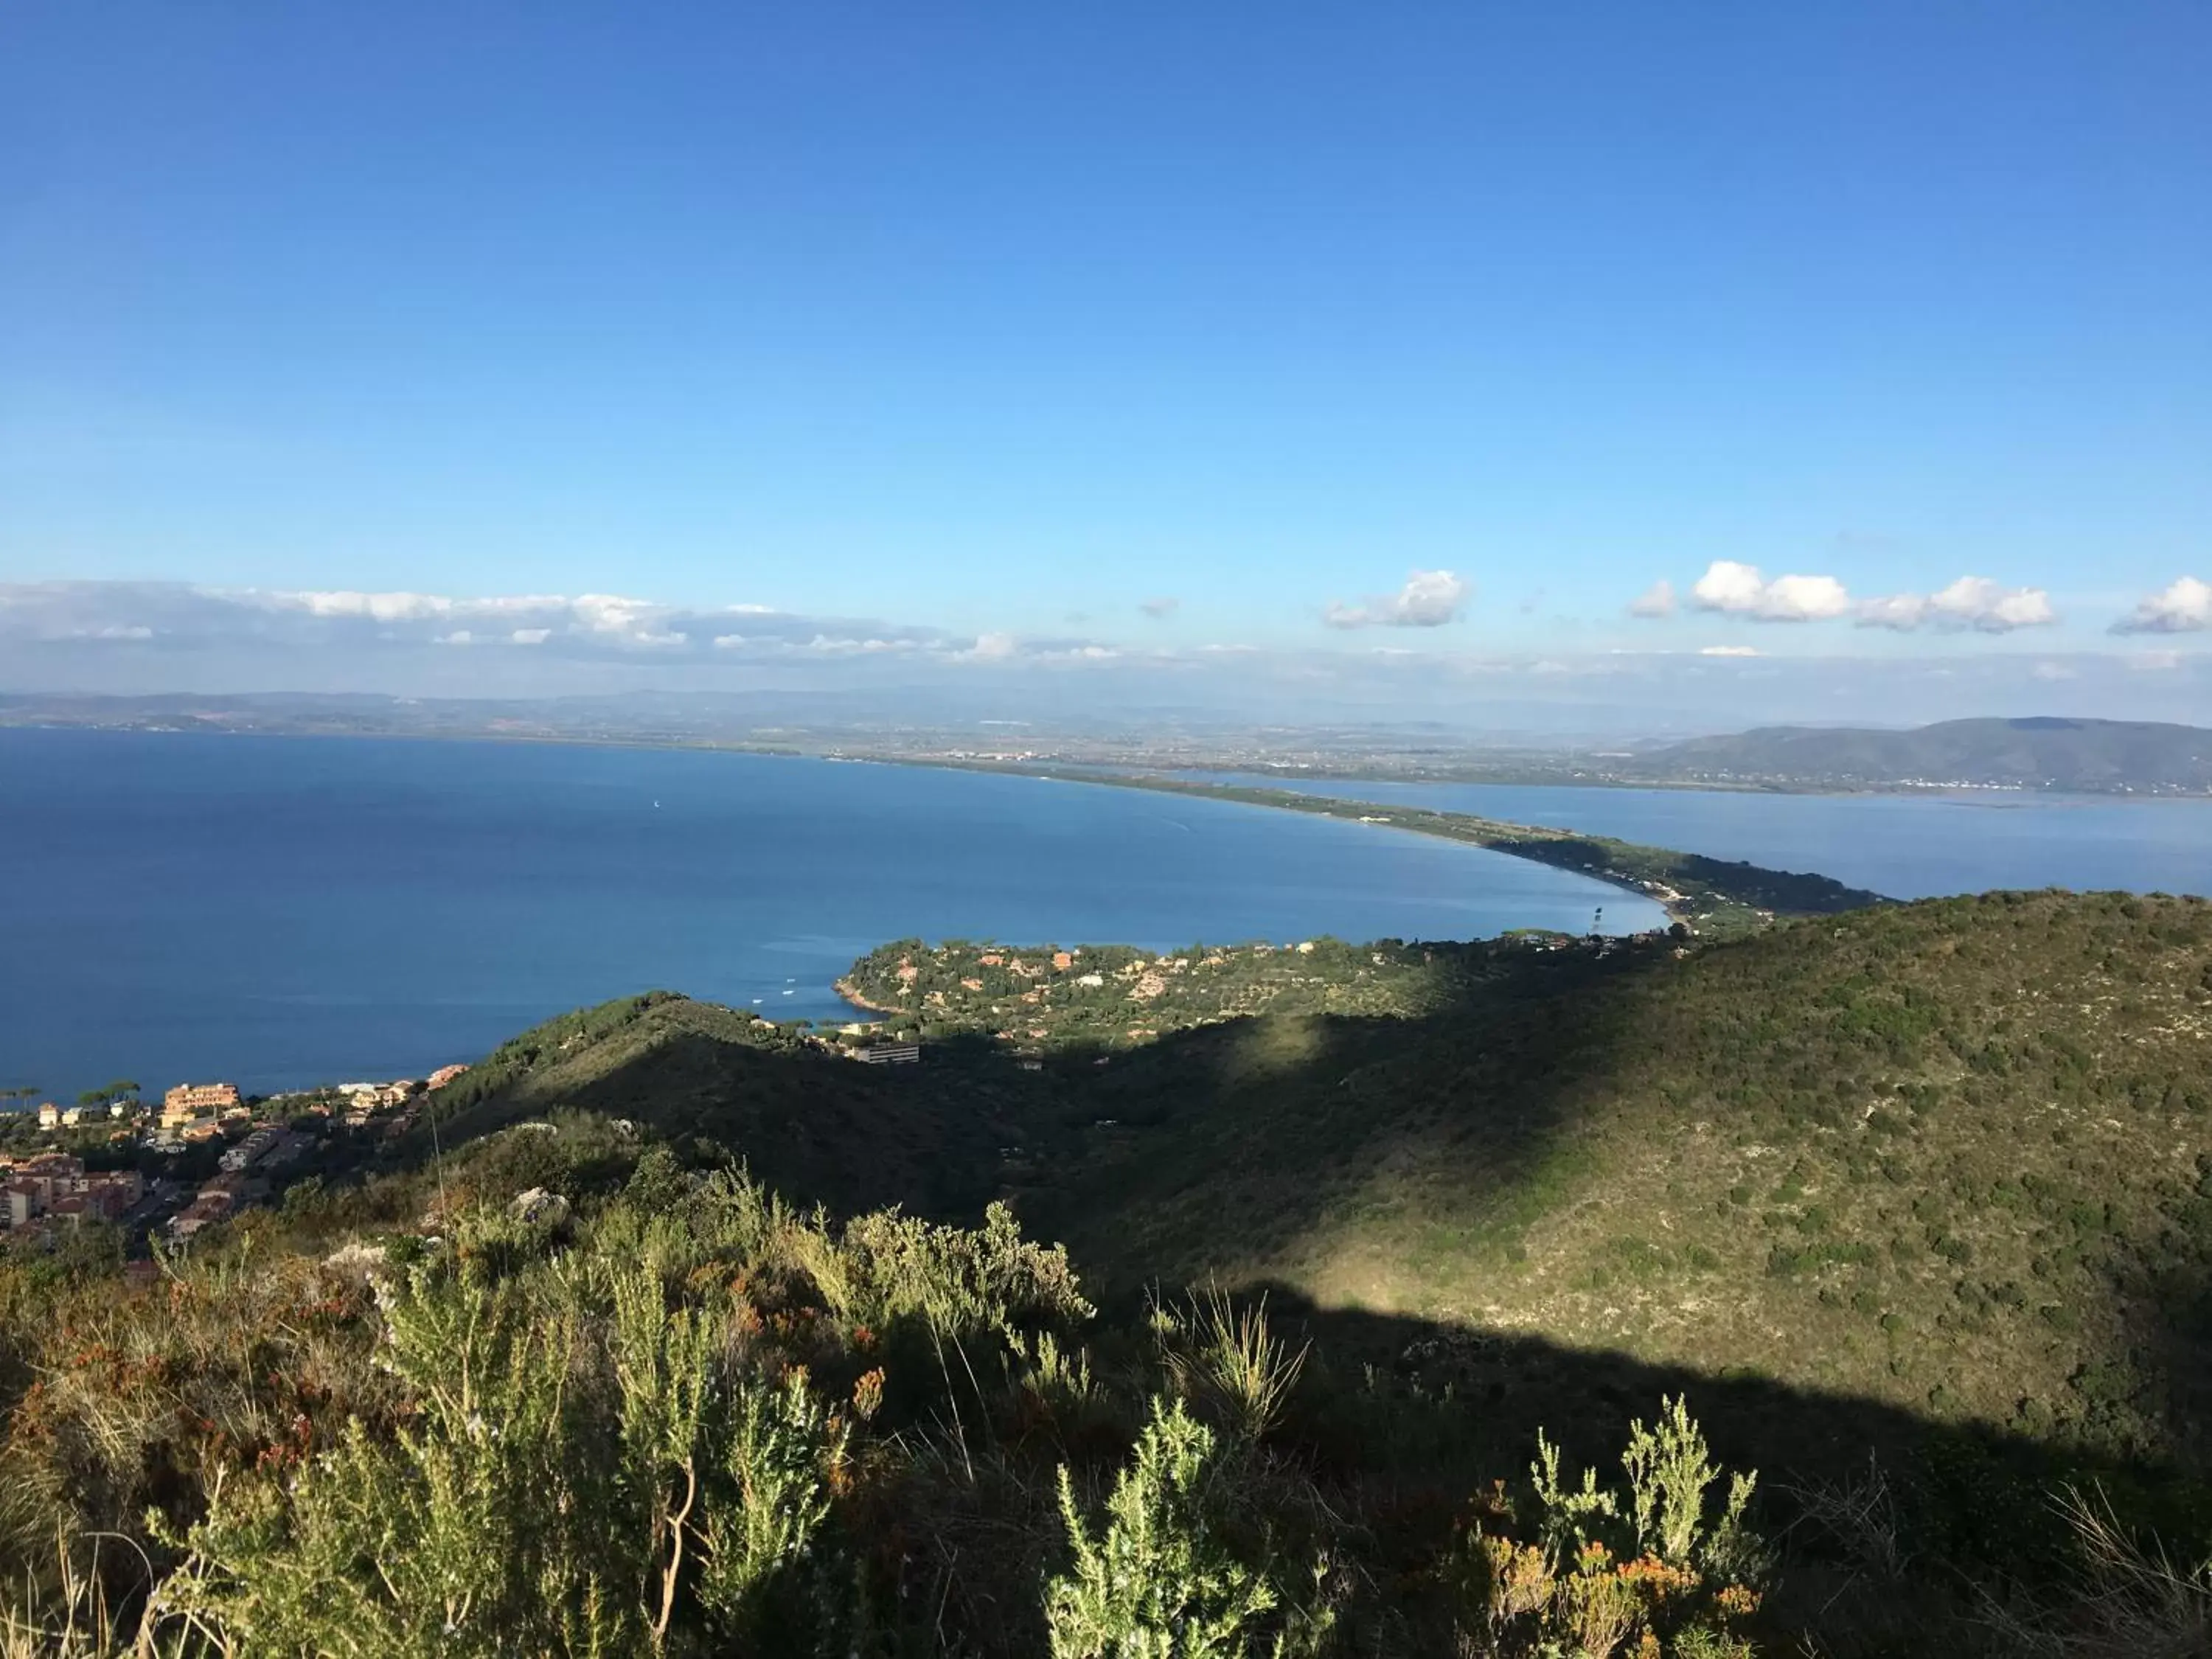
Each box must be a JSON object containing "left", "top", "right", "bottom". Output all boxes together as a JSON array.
[{"left": 3, "top": 2, "right": 2209, "bottom": 709}]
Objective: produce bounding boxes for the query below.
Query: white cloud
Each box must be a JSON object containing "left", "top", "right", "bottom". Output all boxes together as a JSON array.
[
  {"left": 1853, "top": 594, "right": 1926, "bottom": 630},
  {"left": 1690, "top": 560, "right": 1852, "bottom": 621},
  {"left": 434, "top": 630, "right": 476, "bottom": 646},
  {"left": 2126, "top": 650, "right": 2184, "bottom": 672},
  {"left": 1857, "top": 576, "right": 2056, "bottom": 633},
  {"left": 1699, "top": 644, "right": 1761, "bottom": 657},
  {"left": 1324, "top": 568, "right": 1469, "bottom": 629},
  {"left": 2031, "top": 661, "right": 2076, "bottom": 681},
  {"left": 961, "top": 631, "right": 1020, "bottom": 661},
  {"left": 1627, "top": 579, "right": 1677, "bottom": 619},
  {"left": 277, "top": 590, "right": 454, "bottom": 622},
  {"left": 0, "top": 580, "right": 964, "bottom": 662},
  {"left": 803, "top": 636, "right": 919, "bottom": 655},
  {"left": 1138, "top": 597, "right": 1179, "bottom": 619},
  {"left": 263, "top": 589, "right": 570, "bottom": 624},
  {"left": 569, "top": 593, "right": 664, "bottom": 635},
  {"left": 2112, "top": 575, "right": 2212, "bottom": 635}
]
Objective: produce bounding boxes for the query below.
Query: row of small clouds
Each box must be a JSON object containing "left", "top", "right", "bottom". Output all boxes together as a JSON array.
[
  {"left": 1129, "top": 571, "right": 1472, "bottom": 631},
  {"left": 0, "top": 582, "right": 1008, "bottom": 660},
  {"left": 1630, "top": 563, "right": 2212, "bottom": 636},
  {"left": 7, "top": 571, "right": 2206, "bottom": 674},
  {"left": 0, "top": 582, "right": 1189, "bottom": 670},
  {"left": 1630, "top": 563, "right": 2057, "bottom": 632}
]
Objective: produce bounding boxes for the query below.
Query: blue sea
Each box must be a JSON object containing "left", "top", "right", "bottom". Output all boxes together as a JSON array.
[{"left": 0, "top": 730, "right": 1664, "bottom": 1098}]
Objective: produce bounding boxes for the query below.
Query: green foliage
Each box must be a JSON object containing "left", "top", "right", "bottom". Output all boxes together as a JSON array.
[
  {"left": 697, "top": 1369, "right": 847, "bottom": 1645},
  {"left": 1484, "top": 1402, "right": 1765, "bottom": 1658},
  {"left": 159, "top": 1268, "right": 631, "bottom": 1657},
  {"left": 12, "top": 888, "right": 2212, "bottom": 1655},
  {"left": 1529, "top": 1429, "right": 1621, "bottom": 1566},
  {"left": 1158, "top": 1288, "right": 1310, "bottom": 1442},
  {"left": 1046, "top": 1397, "right": 1322, "bottom": 1658},
  {"left": 823, "top": 1200, "right": 1094, "bottom": 1337},
  {"left": 1621, "top": 1397, "right": 1759, "bottom": 1576}
]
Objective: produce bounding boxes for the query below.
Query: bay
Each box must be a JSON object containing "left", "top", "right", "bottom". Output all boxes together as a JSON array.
[{"left": 0, "top": 731, "right": 1660, "bottom": 1098}]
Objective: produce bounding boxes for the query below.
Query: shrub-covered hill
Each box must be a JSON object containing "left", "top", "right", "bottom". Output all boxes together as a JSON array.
[
  {"left": 10, "top": 896, "right": 2212, "bottom": 1655},
  {"left": 436, "top": 894, "right": 2212, "bottom": 1478},
  {"left": 415, "top": 990, "right": 1037, "bottom": 1216},
  {"left": 1006, "top": 891, "right": 2212, "bottom": 1473}
]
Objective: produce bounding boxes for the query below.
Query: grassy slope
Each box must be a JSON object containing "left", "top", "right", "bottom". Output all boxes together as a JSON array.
[
  {"left": 852, "top": 897, "right": 2212, "bottom": 1471},
  {"left": 420, "top": 990, "right": 1028, "bottom": 1216},
  {"left": 437, "top": 894, "right": 2212, "bottom": 1474}
]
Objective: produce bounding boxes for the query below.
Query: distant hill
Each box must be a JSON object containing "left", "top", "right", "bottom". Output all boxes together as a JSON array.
[{"left": 1632, "top": 715, "right": 2212, "bottom": 793}]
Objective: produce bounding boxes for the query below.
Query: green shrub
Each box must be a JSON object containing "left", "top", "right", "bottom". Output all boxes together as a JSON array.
[
  {"left": 698, "top": 1369, "right": 849, "bottom": 1646},
  {"left": 1045, "top": 1397, "right": 1326, "bottom": 1658}
]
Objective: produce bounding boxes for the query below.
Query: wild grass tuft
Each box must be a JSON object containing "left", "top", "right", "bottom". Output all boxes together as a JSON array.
[{"left": 1159, "top": 1285, "right": 1311, "bottom": 1441}]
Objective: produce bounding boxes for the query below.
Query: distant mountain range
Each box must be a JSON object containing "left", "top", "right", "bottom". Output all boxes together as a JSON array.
[{"left": 1632, "top": 716, "right": 2212, "bottom": 793}]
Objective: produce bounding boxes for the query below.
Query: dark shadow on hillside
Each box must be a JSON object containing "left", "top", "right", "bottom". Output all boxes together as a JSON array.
[
  {"left": 378, "top": 900, "right": 2212, "bottom": 1493},
  {"left": 1008, "top": 936, "right": 1689, "bottom": 1295},
  {"left": 1197, "top": 1287, "right": 2212, "bottom": 1641},
  {"left": 406, "top": 1022, "right": 1034, "bottom": 1218},
  {"left": 1237, "top": 1284, "right": 2194, "bottom": 1513}
]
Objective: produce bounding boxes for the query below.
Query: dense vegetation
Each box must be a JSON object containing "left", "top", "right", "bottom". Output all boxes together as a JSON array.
[
  {"left": 4, "top": 1130, "right": 1785, "bottom": 1656},
  {"left": 7, "top": 890, "right": 2212, "bottom": 1653},
  {"left": 846, "top": 897, "right": 2212, "bottom": 1475}
]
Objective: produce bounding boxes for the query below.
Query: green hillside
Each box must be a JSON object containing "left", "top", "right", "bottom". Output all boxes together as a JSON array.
[
  {"left": 1636, "top": 715, "right": 2212, "bottom": 793},
  {"left": 415, "top": 990, "right": 1027, "bottom": 1215},
  {"left": 13, "top": 893, "right": 2211, "bottom": 1656},
  {"left": 483, "top": 893, "right": 2212, "bottom": 1475},
  {"left": 990, "top": 893, "right": 2212, "bottom": 1473}
]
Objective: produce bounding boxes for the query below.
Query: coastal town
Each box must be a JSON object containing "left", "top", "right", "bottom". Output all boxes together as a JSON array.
[{"left": 0, "top": 1064, "right": 469, "bottom": 1252}]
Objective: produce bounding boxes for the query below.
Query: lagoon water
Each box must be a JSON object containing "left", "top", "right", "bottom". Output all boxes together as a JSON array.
[
  {"left": 1, "top": 730, "right": 1663, "bottom": 1098},
  {"left": 1182, "top": 773, "right": 2212, "bottom": 902}
]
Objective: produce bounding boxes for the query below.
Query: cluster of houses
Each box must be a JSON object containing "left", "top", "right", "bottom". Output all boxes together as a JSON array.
[
  {"left": 5, "top": 1062, "right": 473, "bottom": 1245},
  {"left": 1, "top": 1153, "right": 145, "bottom": 1231},
  {"left": 171, "top": 1123, "right": 314, "bottom": 1239},
  {"left": 37, "top": 1098, "right": 138, "bottom": 1130}
]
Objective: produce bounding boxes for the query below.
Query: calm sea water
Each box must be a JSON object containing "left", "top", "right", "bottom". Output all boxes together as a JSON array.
[
  {"left": 1180, "top": 773, "right": 2212, "bottom": 902},
  {"left": 0, "top": 731, "right": 1661, "bottom": 1098}
]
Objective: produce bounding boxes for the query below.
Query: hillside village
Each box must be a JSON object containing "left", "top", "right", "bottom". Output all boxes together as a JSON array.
[
  {"left": 839, "top": 926, "right": 1672, "bottom": 1052},
  {"left": 0, "top": 1064, "right": 469, "bottom": 1249}
]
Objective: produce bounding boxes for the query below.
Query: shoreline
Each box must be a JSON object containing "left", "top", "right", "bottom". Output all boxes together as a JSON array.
[
  {"left": 831, "top": 978, "right": 899, "bottom": 1018},
  {"left": 7, "top": 719, "right": 2210, "bottom": 803},
  {"left": 866, "top": 757, "right": 1891, "bottom": 936}
]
